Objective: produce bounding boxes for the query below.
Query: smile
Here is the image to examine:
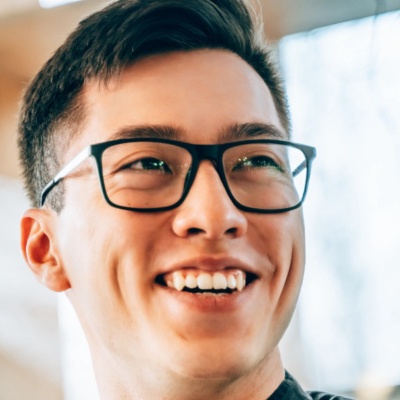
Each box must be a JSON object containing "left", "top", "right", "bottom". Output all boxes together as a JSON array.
[{"left": 159, "top": 269, "right": 257, "bottom": 294}]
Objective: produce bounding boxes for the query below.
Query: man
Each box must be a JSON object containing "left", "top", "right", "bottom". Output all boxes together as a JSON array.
[{"left": 18, "top": 0, "right": 349, "bottom": 399}]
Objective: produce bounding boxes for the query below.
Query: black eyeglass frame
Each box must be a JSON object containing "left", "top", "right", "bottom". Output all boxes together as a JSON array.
[{"left": 40, "top": 138, "right": 317, "bottom": 213}]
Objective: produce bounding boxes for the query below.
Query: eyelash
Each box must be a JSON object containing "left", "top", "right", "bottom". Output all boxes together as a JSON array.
[
  {"left": 123, "top": 158, "right": 173, "bottom": 173},
  {"left": 232, "top": 156, "right": 284, "bottom": 173}
]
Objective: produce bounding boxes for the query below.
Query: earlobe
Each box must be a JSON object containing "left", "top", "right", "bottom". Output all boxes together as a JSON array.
[{"left": 20, "top": 208, "right": 71, "bottom": 292}]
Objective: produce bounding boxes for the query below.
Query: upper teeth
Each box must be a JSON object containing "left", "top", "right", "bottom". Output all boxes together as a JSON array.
[{"left": 165, "top": 270, "right": 246, "bottom": 292}]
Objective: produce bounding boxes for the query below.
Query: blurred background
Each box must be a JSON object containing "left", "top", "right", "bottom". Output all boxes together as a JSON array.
[{"left": 1, "top": 0, "right": 400, "bottom": 399}]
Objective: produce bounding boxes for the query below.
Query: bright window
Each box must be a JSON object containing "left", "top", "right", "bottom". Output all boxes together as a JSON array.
[
  {"left": 39, "top": 0, "right": 83, "bottom": 9},
  {"left": 280, "top": 10, "right": 400, "bottom": 396}
]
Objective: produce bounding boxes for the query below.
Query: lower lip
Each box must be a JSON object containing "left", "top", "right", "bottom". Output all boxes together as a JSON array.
[{"left": 156, "top": 282, "right": 256, "bottom": 313}]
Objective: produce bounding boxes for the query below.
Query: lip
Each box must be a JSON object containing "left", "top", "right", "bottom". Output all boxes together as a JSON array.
[
  {"left": 155, "top": 254, "right": 261, "bottom": 278},
  {"left": 156, "top": 276, "right": 258, "bottom": 313}
]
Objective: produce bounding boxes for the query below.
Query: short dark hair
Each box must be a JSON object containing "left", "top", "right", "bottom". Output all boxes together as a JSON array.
[{"left": 18, "top": 0, "right": 291, "bottom": 212}]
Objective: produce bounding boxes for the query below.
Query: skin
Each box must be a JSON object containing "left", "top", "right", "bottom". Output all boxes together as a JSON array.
[{"left": 21, "top": 50, "right": 306, "bottom": 400}]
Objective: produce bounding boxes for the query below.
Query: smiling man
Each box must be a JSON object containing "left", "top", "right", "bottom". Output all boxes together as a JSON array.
[{"left": 18, "top": 1, "right": 349, "bottom": 399}]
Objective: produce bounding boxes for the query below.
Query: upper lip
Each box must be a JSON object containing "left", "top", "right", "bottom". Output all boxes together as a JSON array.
[{"left": 155, "top": 254, "right": 260, "bottom": 279}]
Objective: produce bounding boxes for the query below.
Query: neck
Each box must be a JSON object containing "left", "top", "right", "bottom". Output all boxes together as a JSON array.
[{"left": 91, "top": 347, "right": 285, "bottom": 400}]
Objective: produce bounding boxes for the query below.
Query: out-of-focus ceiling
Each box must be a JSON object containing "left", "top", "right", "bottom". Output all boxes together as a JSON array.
[
  {"left": 0, "top": 0, "right": 38, "bottom": 18},
  {"left": 0, "top": 0, "right": 400, "bottom": 80},
  {"left": 0, "top": 0, "right": 103, "bottom": 79}
]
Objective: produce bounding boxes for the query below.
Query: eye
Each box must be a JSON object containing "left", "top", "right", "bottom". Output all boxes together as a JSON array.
[
  {"left": 123, "top": 157, "right": 172, "bottom": 173},
  {"left": 232, "top": 156, "right": 285, "bottom": 173}
]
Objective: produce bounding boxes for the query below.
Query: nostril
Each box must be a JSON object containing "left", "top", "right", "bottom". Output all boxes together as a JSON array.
[
  {"left": 187, "top": 227, "right": 203, "bottom": 235},
  {"left": 226, "top": 227, "right": 237, "bottom": 235}
]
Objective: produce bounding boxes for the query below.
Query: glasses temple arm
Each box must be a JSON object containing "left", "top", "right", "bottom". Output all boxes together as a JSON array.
[
  {"left": 39, "top": 146, "right": 92, "bottom": 207},
  {"left": 292, "top": 159, "right": 307, "bottom": 178}
]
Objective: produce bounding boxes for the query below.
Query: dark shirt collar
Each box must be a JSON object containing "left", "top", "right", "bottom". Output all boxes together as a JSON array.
[{"left": 268, "top": 371, "right": 353, "bottom": 400}]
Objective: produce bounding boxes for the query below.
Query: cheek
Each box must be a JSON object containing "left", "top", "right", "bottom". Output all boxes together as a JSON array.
[
  {"left": 252, "top": 210, "right": 305, "bottom": 302},
  {"left": 60, "top": 205, "right": 174, "bottom": 299},
  {"left": 270, "top": 211, "right": 305, "bottom": 327},
  {"left": 252, "top": 210, "right": 305, "bottom": 266}
]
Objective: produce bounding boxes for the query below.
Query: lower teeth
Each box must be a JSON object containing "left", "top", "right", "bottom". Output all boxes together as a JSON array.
[{"left": 184, "top": 288, "right": 235, "bottom": 295}]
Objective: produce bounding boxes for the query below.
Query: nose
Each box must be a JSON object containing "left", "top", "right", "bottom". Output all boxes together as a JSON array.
[{"left": 172, "top": 161, "right": 248, "bottom": 239}]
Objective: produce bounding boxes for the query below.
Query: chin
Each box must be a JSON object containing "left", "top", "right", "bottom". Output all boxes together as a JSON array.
[
  {"left": 170, "top": 338, "right": 268, "bottom": 381},
  {"left": 178, "top": 358, "right": 249, "bottom": 381}
]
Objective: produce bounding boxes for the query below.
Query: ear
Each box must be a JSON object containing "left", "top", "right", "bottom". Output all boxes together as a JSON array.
[{"left": 20, "top": 208, "right": 71, "bottom": 292}]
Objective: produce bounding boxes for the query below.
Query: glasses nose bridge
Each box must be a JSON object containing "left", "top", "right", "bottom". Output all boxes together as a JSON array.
[
  {"left": 186, "top": 143, "right": 235, "bottom": 207},
  {"left": 194, "top": 143, "right": 222, "bottom": 169},
  {"left": 188, "top": 143, "right": 231, "bottom": 201}
]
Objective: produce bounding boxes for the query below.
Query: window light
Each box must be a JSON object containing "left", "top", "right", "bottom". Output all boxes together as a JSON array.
[{"left": 39, "top": 0, "right": 83, "bottom": 9}]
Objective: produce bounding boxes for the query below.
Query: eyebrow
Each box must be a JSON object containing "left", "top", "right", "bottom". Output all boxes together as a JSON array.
[
  {"left": 220, "top": 122, "right": 288, "bottom": 141},
  {"left": 108, "top": 122, "right": 287, "bottom": 143},
  {"left": 109, "top": 124, "right": 183, "bottom": 141}
]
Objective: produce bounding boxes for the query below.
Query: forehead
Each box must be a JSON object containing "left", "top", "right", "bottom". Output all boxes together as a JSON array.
[{"left": 71, "top": 50, "right": 285, "bottom": 155}]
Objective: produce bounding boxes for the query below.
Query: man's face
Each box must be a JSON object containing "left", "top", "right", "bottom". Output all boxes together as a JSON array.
[{"left": 55, "top": 50, "right": 305, "bottom": 379}]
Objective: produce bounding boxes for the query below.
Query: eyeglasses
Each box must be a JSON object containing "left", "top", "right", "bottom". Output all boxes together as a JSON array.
[{"left": 40, "top": 138, "right": 316, "bottom": 213}]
